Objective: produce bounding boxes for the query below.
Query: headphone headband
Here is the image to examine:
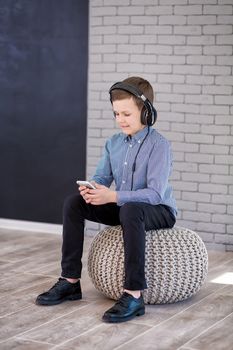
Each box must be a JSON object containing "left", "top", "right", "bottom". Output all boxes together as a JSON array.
[{"left": 109, "top": 81, "right": 157, "bottom": 126}]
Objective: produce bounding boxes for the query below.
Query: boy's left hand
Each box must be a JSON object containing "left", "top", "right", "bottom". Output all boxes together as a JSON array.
[{"left": 82, "top": 183, "right": 117, "bottom": 205}]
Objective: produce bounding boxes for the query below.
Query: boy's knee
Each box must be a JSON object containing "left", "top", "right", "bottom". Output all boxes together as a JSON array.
[
  {"left": 119, "top": 202, "right": 144, "bottom": 222},
  {"left": 63, "top": 193, "right": 82, "bottom": 214}
]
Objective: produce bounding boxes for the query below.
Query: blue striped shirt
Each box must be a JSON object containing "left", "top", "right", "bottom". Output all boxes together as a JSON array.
[{"left": 92, "top": 126, "right": 177, "bottom": 217}]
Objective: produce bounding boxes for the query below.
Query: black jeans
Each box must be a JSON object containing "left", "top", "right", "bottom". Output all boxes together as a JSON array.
[{"left": 61, "top": 193, "right": 176, "bottom": 291}]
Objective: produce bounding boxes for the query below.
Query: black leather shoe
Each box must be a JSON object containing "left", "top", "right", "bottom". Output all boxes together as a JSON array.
[
  {"left": 36, "top": 278, "right": 82, "bottom": 306},
  {"left": 102, "top": 292, "right": 145, "bottom": 323}
]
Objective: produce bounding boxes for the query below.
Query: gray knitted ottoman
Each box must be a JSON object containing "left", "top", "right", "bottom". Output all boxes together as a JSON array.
[{"left": 87, "top": 225, "right": 208, "bottom": 304}]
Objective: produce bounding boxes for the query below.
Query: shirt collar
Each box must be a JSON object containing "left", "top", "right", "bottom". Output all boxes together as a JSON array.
[{"left": 124, "top": 126, "right": 151, "bottom": 143}]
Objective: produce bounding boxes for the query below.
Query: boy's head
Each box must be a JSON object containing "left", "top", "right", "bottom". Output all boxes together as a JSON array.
[{"left": 109, "top": 77, "right": 156, "bottom": 136}]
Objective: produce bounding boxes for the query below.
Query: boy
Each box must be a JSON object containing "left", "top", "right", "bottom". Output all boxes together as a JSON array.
[{"left": 36, "top": 76, "right": 177, "bottom": 323}]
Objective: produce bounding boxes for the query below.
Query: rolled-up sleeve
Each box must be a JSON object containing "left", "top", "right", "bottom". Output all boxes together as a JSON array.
[{"left": 91, "top": 139, "right": 114, "bottom": 187}]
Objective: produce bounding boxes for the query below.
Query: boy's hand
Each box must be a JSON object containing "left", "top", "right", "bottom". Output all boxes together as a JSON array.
[{"left": 79, "top": 183, "right": 117, "bottom": 205}]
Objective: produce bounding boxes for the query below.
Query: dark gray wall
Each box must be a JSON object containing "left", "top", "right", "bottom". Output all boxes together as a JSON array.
[{"left": 0, "top": 1, "right": 88, "bottom": 224}]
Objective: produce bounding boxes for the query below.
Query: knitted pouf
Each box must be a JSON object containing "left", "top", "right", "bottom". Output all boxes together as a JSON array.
[{"left": 87, "top": 225, "right": 208, "bottom": 304}]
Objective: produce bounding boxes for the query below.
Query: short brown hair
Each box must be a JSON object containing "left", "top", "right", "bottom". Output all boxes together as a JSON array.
[{"left": 110, "top": 76, "right": 154, "bottom": 110}]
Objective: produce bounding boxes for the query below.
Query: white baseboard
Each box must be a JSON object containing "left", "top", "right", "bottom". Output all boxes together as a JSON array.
[{"left": 0, "top": 218, "right": 62, "bottom": 234}]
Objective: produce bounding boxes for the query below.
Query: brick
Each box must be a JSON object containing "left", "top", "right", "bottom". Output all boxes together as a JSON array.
[
  {"left": 188, "top": 15, "right": 216, "bottom": 25},
  {"left": 130, "top": 35, "right": 157, "bottom": 44},
  {"left": 118, "top": 25, "right": 144, "bottom": 34},
  {"left": 187, "top": 55, "right": 215, "bottom": 65},
  {"left": 227, "top": 206, "right": 233, "bottom": 215},
  {"left": 185, "top": 133, "right": 213, "bottom": 144},
  {"left": 213, "top": 214, "right": 233, "bottom": 224},
  {"left": 90, "top": 63, "right": 116, "bottom": 72},
  {"left": 215, "top": 135, "right": 233, "bottom": 145},
  {"left": 200, "top": 105, "right": 229, "bottom": 115},
  {"left": 177, "top": 200, "right": 196, "bottom": 210},
  {"left": 104, "top": 35, "right": 129, "bottom": 44},
  {"left": 198, "top": 203, "right": 226, "bottom": 214},
  {"left": 204, "top": 25, "right": 233, "bottom": 35},
  {"left": 93, "top": 25, "right": 116, "bottom": 35},
  {"left": 185, "top": 153, "right": 214, "bottom": 164},
  {"left": 117, "top": 63, "right": 144, "bottom": 72},
  {"left": 215, "top": 155, "right": 233, "bottom": 164},
  {"left": 199, "top": 164, "right": 229, "bottom": 175},
  {"left": 189, "top": 0, "right": 216, "bottom": 3},
  {"left": 186, "top": 75, "right": 214, "bottom": 85},
  {"left": 204, "top": 5, "right": 232, "bottom": 15},
  {"left": 130, "top": 54, "right": 156, "bottom": 63},
  {"left": 157, "top": 93, "right": 184, "bottom": 103},
  {"left": 158, "top": 56, "right": 185, "bottom": 64},
  {"left": 145, "top": 45, "right": 173, "bottom": 54},
  {"left": 227, "top": 225, "right": 233, "bottom": 234},
  {"left": 215, "top": 115, "right": 233, "bottom": 125},
  {"left": 104, "top": 53, "right": 129, "bottom": 62},
  {"left": 172, "top": 123, "right": 200, "bottom": 133},
  {"left": 92, "top": 7, "right": 116, "bottom": 16},
  {"left": 174, "top": 46, "right": 202, "bottom": 55},
  {"left": 154, "top": 83, "right": 171, "bottom": 93},
  {"left": 173, "top": 141, "right": 199, "bottom": 152},
  {"left": 204, "top": 45, "right": 232, "bottom": 55},
  {"left": 144, "top": 64, "right": 172, "bottom": 73},
  {"left": 158, "top": 35, "right": 186, "bottom": 45},
  {"left": 203, "top": 85, "right": 232, "bottom": 95},
  {"left": 203, "top": 66, "right": 231, "bottom": 76},
  {"left": 173, "top": 181, "right": 198, "bottom": 191},
  {"left": 217, "top": 56, "right": 233, "bottom": 66},
  {"left": 176, "top": 220, "right": 197, "bottom": 231},
  {"left": 174, "top": 5, "right": 202, "bottom": 14},
  {"left": 174, "top": 26, "right": 202, "bottom": 35},
  {"left": 217, "top": 15, "right": 233, "bottom": 24},
  {"left": 118, "top": 6, "right": 145, "bottom": 15},
  {"left": 182, "top": 172, "right": 210, "bottom": 182},
  {"left": 214, "top": 234, "right": 229, "bottom": 245},
  {"left": 160, "top": 131, "right": 184, "bottom": 141},
  {"left": 199, "top": 183, "right": 228, "bottom": 194},
  {"left": 174, "top": 162, "right": 198, "bottom": 172},
  {"left": 213, "top": 194, "right": 233, "bottom": 204},
  {"left": 103, "top": 0, "right": 130, "bottom": 5},
  {"left": 215, "top": 95, "right": 233, "bottom": 105},
  {"left": 185, "top": 94, "right": 214, "bottom": 105},
  {"left": 131, "top": 0, "right": 158, "bottom": 4},
  {"left": 174, "top": 65, "right": 201, "bottom": 75},
  {"left": 159, "top": 15, "right": 186, "bottom": 25},
  {"left": 172, "top": 103, "right": 200, "bottom": 114},
  {"left": 201, "top": 125, "right": 230, "bottom": 135},
  {"left": 197, "top": 222, "right": 225, "bottom": 234},
  {"left": 161, "top": 0, "right": 187, "bottom": 4},
  {"left": 188, "top": 35, "right": 215, "bottom": 45},
  {"left": 145, "top": 6, "right": 173, "bottom": 15},
  {"left": 118, "top": 44, "right": 144, "bottom": 53},
  {"left": 158, "top": 74, "right": 185, "bottom": 83},
  {"left": 217, "top": 35, "right": 233, "bottom": 45},
  {"left": 145, "top": 25, "right": 172, "bottom": 34},
  {"left": 159, "top": 112, "right": 185, "bottom": 123},
  {"left": 104, "top": 16, "right": 129, "bottom": 25},
  {"left": 131, "top": 16, "right": 158, "bottom": 25},
  {"left": 185, "top": 114, "right": 214, "bottom": 124},
  {"left": 200, "top": 144, "right": 229, "bottom": 154},
  {"left": 183, "top": 211, "right": 211, "bottom": 222}
]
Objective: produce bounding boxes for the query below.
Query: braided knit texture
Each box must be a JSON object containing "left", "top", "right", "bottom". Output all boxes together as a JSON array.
[{"left": 87, "top": 225, "right": 208, "bottom": 304}]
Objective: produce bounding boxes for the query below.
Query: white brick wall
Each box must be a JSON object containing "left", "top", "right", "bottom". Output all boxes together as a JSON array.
[{"left": 87, "top": 0, "right": 233, "bottom": 251}]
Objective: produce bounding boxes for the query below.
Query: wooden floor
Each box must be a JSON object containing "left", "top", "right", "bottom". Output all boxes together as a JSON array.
[{"left": 0, "top": 228, "right": 233, "bottom": 350}]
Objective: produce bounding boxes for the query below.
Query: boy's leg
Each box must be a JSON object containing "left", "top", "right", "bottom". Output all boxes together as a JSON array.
[
  {"left": 36, "top": 193, "right": 120, "bottom": 306},
  {"left": 61, "top": 193, "right": 120, "bottom": 279},
  {"left": 119, "top": 202, "right": 176, "bottom": 291},
  {"left": 102, "top": 202, "right": 176, "bottom": 323}
]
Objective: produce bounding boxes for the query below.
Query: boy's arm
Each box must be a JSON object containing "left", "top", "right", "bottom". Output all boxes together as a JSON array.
[{"left": 91, "top": 139, "right": 114, "bottom": 187}]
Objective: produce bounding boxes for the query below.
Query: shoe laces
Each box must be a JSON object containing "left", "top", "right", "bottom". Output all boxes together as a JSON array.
[{"left": 50, "top": 278, "right": 66, "bottom": 291}]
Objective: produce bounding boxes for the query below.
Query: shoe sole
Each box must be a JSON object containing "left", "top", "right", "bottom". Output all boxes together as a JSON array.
[
  {"left": 102, "top": 307, "right": 145, "bottom": 323},
  {"left": 35, "top": 293, "right": 82, "bottom": 306}
]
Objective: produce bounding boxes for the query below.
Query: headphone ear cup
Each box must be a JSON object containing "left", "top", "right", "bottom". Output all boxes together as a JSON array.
[{"left": 141, "top": 106, "right": 148, "bottom": 125}]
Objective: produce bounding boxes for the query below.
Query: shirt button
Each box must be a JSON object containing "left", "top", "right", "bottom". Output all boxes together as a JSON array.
[
  {"left": 122, "top": 180, "right": 126, "bottom": 184},
  {"left": 124, "top": 162, "right": 127, "bottom": 165},
  {"left": 138, "top": 140, "right": 141, "bottom": 143},
  {"left": 129, "top": 144, "right": 132, "bottom": 148}
]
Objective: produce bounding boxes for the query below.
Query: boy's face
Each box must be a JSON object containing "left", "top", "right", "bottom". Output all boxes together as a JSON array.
[{"left": 112, "top": 97, "right": 145, "bottom": 136}]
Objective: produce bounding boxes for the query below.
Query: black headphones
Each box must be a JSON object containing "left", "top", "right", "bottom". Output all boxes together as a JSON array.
[{"left": 109, "top": 82, "right": 157, "bottom": 126}]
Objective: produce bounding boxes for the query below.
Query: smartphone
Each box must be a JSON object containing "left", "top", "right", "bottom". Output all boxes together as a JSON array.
[{"left": 76, "top": 180, "right": 96, "bottom": 189}]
